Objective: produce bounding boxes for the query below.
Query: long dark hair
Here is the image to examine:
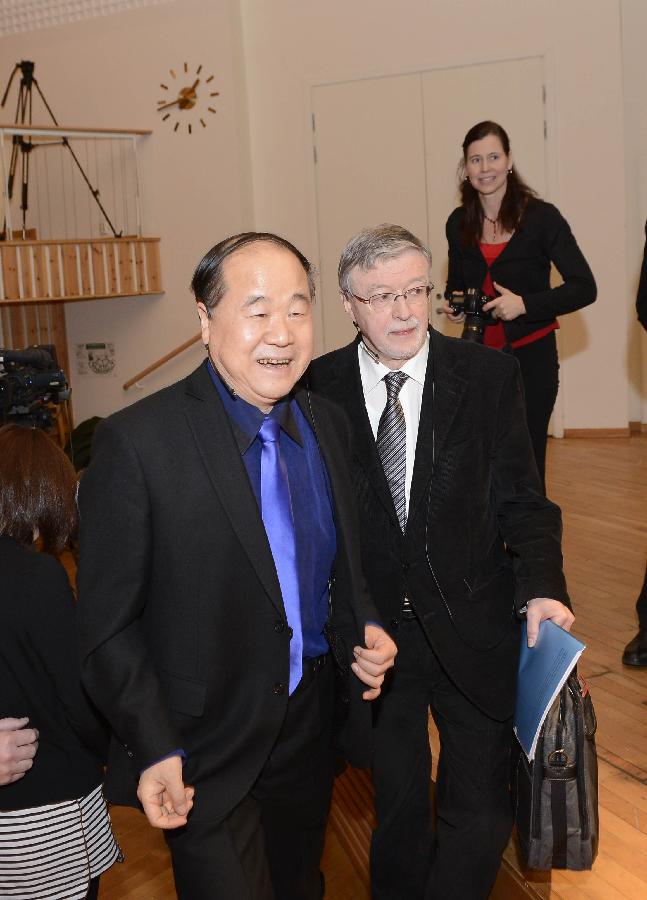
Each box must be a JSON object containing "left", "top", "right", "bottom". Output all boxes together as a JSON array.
[{"left": 459, "top": 121, "right": 537, "bottom": 246}]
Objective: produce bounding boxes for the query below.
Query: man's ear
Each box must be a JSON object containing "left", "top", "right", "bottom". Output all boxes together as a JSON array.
[
  {"left": 341, "top": 291, "right": 355, "bottom": 321},
  {"left": 197, "top": 302, "right": 211, "bottom": 344}
]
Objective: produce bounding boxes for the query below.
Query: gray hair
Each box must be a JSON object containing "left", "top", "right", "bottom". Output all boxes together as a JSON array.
[{"left": 338, "top": 224, "right": 432, "bottom": 294}]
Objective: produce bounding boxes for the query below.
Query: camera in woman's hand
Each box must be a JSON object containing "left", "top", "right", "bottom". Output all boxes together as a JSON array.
[{"left": 447, "top": 289, "right": 494, "bottom": 343}]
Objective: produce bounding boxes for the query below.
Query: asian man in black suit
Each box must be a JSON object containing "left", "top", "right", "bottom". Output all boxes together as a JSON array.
[
  {"left": 77, "top": 232, "right": 396, "bottom": 900},
  {"left": 308, "top": 224, "right": 574, "bottom": 900}
]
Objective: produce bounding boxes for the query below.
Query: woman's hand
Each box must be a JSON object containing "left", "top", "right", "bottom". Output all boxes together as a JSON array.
[
  {"left": 437, "top": 299, "right": 465, "bottom": 323},
  {"left": 482, "top": 282, "right": 526, "bottom": 321}
]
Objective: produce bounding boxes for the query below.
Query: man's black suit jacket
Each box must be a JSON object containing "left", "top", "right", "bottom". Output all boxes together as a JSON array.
[
  {"left": 308, "top": 329, "right": 569, "bottom": 721},
  {"left": 77, "top": 361, "right": 378, "bottom": 824}
]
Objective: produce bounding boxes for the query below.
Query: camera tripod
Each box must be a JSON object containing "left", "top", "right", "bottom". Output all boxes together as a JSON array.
[{"left": 1, "top": 60, "right": 119, "bottom": 239}]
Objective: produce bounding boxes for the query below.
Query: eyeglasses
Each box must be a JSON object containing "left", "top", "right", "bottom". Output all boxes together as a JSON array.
[{"left": 346, "top": 283, "right": 433, "bottom": 312}]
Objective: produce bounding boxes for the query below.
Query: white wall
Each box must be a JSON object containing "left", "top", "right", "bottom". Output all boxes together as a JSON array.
[
  {"left": 621, "top": 0, "right": 647, "bottom": 425},
  {"left": 240, "top": 0, "right": 631, "bottom": 430},
  {"left": 0, "top": 0, "right": 253, "bottom": 421}
]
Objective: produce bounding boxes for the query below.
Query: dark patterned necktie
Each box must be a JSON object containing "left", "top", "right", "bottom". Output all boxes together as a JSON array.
[
  {"left": 258, "top": 417, "right": 302, "bottom": 694},
  {"left": 376, "top": 371, "right": 409, "bottom": 532}
]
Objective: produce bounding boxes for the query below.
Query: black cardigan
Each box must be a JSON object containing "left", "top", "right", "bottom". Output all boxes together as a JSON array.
[
  {"left": 445, "top": 199, "right": 597, "bottom": 344},
  {"left": 0, "top": 535, "right": 106, "bottom": 811}
]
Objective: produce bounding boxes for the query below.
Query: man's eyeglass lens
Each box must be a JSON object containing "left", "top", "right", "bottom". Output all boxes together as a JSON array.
[{"left": 359, "top": 285, "right": 432, "bottom": 311}]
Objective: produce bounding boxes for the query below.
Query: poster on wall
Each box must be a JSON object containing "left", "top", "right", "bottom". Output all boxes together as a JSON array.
[{"left": 76, "top": 342, "right": 117, "bottom": 377}]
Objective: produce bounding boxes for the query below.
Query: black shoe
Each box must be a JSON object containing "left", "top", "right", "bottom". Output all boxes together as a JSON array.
[{"left": 622, "top": 630, "right": 647, "bottom": 666}]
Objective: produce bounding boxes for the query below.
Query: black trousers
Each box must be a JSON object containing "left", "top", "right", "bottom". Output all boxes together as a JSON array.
[
  {"left": 165, "top": 660, "right": 335, "bottom": 900},
  {"left": 370, "top": 618, "right": 513, "bottom": 900},
  {"left": 636, "top": 562, "right": 647, "bottom": 630},
  {"left": 512, "top": 331, "right": 559, "bottom": 492}
]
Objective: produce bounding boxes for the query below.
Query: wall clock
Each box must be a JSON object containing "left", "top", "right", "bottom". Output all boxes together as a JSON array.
[{"left": 156, "top": 62, "right": 220, "bottom": 134}]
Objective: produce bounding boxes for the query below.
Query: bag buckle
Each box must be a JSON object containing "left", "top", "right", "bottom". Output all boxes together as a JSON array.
[{"left": 548, "top": 747, "right": 569, "bottom": 767}]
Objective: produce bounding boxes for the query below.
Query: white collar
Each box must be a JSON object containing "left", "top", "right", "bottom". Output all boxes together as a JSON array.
[{"left": 357, "top": 333, "right": 429, "bottom": 396}]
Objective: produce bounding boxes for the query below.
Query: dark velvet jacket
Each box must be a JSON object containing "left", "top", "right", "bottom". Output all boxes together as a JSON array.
[
  {"left": 0, "top": 536, "right": 106, "bottom": 811},
  {"left": 636, "top": 221, "right": 647, "bottom": 332},
  {"left": 77, "top": 362, "right": 379, "bottom": 823},
  {"left": 445, "top": 199, "right": 597, "bottom": 344},
  {"left": 308, "top": 330, "right": 570, "bottom": 721}
]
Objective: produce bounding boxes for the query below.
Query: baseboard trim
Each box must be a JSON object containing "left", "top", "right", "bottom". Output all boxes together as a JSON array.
[{"left": 563, "top": 427, "right": 631, "bottom": 438}]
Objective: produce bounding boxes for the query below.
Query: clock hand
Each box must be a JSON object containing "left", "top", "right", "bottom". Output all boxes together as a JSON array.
[{"left": 157, "top": 98, "right": 181, "bottom": 112}]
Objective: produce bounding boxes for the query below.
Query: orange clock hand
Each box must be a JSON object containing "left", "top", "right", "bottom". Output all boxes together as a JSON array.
[{"left": 157, "top": 98, "right": 181, "bottom": 112}]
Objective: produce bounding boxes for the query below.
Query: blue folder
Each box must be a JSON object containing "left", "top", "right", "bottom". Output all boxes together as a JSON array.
[{"left": 514, "top": 620, "right": 585, "bottom": 761}]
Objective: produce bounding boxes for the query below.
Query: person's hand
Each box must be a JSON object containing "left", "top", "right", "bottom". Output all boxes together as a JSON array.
[
  {"left": 437, "top": 300, "right": 466, "bottom": 323},
  {"left": 352, "top": 625, "right": 397, "bottom": 700},
  {"left": 526, "top": 599, "right": 575, "bottom": 648},
  {"left": 0, "top": 718, "right": 39, "bottom": 785},
  {"left": 137, "top": 755, "right": 195, "bottom": 829},
  {"left": 482, "top": 283, "right": 526, "bottom": 321}
]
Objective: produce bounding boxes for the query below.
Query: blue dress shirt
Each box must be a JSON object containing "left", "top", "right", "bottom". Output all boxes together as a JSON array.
[{"left": 208, "top": 362, "right": 336, "bottom": 657}]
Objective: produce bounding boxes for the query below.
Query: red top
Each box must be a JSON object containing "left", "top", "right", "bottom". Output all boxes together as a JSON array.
[{"left": 480, "top": 241, "right": 559, "bottom": 350}]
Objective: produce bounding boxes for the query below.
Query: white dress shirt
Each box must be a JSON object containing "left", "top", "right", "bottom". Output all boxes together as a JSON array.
[{"left": 357, "top": 335, "right": 429, "bottom": 517}]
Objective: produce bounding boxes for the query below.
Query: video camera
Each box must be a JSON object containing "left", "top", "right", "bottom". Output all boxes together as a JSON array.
[
  {"left": 446, "top": 288, "right": 495, "bottom": 343},
  {"left": 0, "top": 345, "right": 69, "bottom": 428}
]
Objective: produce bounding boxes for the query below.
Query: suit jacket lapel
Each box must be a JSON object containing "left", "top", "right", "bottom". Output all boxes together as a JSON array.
[
  {"left": 182, "top": 364, "right": 286, "bottom": 619},
  {"left": 409, "top": 329, "right": 467, "bottom": 525},
  {"left": 295, "top": 388, "right": 373, "bottom": 619},
  {"left": 316, "top": 341, "right": 401, "bottom": 530}
]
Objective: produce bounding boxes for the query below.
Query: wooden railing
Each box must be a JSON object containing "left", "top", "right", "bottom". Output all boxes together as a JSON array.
[
  {"left": 122, "top": 332, "right": 201, "bottom": 391},
  {"left": 0, "top": 236, "right": 163, "bottom": 304}
]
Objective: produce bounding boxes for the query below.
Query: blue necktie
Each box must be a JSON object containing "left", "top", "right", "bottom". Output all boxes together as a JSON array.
[{"left": 258, "top": 417, "right": 303, "bottom": 694}]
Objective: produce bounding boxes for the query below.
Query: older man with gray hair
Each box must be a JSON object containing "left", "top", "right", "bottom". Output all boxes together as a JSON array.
[{"left": 308, "top": 224, "right": 573, "bottom": 900}]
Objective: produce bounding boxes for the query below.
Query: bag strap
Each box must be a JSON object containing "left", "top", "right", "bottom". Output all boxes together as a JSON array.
[
  {"left": 531, "top": 731, "right": 544, "bottom": 839},
  {"left": 571, "top": 677, "right": 591, "bottom": 840},
  {"left": 549, "top": 686, "right": 569, "bottom": 867},
  {"left": 550, "top": 778, "right": 568, "bottom": 868}
]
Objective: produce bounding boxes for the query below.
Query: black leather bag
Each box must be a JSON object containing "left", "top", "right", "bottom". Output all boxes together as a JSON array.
[{"left": 513, "top": 671, "right": 599, "bottom": 870}]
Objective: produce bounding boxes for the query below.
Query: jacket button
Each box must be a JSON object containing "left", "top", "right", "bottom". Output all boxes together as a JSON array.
[
  {"left": 274, "top": 621, "right": 285, "bottom": 633},
  {"left": 287, "top": 626, "right": 294, "bottom": 639},
  {"left": 402, "top": 562, "right": 410, "bottom": 571},
  {"left": 273, "top": 682, "right": 286, "bottom": 695},
  {"left": 390, "top": 618, "right": 399, "bottom": 630}
]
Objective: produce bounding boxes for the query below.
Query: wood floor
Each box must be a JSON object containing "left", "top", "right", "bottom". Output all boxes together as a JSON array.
[{"left": 98, "top": 434, "right": 647, "bottom": 899}]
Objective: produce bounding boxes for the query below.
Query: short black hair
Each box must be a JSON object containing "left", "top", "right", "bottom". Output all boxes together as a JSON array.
[{"left": 190, "top": 232, "right": 316, "bottom": 315}]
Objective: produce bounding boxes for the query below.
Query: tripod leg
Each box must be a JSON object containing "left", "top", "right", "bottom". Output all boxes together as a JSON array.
[{"left": 21, "top": 141, "right": 30, "bottom": 235}]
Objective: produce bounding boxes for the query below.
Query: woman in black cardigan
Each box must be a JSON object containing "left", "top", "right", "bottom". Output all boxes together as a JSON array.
[
  {"left": 0, "top": 424, "right": 120, "bottom": 899},
  {"left": 442, "top": 120, "right": 597, "bottom": 489}
]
